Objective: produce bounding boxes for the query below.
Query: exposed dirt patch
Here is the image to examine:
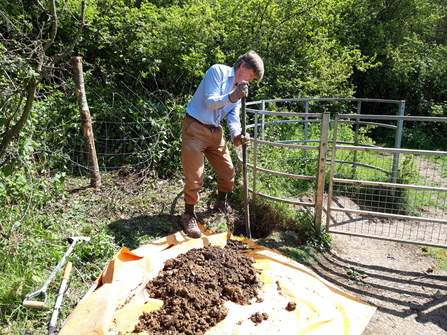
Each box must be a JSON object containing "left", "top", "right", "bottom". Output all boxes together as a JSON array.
[
  {"left": 122, "top": 177, "right": 447, "bottom": 335},
  {"left": 313, "top": 187, "right": 447, "bottom": 334},
  {"left": 133, "top": 240, "right": 264, "bottom": 334},
  {"left": 311, "top": 234, "right": 447, "bottom": 335}
]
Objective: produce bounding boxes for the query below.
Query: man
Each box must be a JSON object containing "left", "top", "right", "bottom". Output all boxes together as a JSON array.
[{"left": 181, "top": 50, "right": 264, "bottom": 238}]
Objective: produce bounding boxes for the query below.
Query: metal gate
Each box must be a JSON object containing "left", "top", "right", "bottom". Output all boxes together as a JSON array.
[
  {"left": 245, "top": 98, "right": 447, "bottom": 248},
  {"left": 327, "top": 113, "right": 447, "bottom": 248}
]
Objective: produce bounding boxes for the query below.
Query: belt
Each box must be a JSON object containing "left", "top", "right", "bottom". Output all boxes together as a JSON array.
[{"left": 185, "top": 114, "right": 218, "bottom": 128}]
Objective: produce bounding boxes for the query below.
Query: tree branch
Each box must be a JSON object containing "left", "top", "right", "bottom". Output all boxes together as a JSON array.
[
  {"left": 39, "top": 0, "right": 86, "bottom": 82},
  {"left": 0, "top": 0, "right": 87, "bottom": 159},
  {"left": 0, "top": 77, "right": 36, "bottom": 158},
  {"left": 43, "top": 0, "right": 57, "bottom": 53}
]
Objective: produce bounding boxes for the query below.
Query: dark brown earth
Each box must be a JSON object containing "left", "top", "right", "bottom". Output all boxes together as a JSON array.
[
  {"left": 131, "top": 235, "right": 447, "bottom": 335},
  {"left": 133, "top": 240, "right": 265, "bottom": 335}
]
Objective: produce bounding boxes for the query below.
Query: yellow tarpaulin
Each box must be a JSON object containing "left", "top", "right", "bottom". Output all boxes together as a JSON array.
[{"left": 59, "top": 226, "right": 375, "bottom": 335}]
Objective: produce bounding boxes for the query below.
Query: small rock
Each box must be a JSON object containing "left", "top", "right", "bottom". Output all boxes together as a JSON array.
[
  {"left": 434, "top": 290, "right": 443, "bottom": 300},
  {"left": 286, "top": 302, "right": 297, "bottom": 311}
]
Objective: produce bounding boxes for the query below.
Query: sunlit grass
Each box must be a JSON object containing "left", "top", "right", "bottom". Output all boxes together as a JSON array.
[{"left": 424, "top": 247, "right": 447, "bottom": 271}]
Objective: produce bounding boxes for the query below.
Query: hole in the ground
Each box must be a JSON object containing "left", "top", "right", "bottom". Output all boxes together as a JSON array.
[{"left": 232, "top": 217, "right": 273, "bottom": 239}]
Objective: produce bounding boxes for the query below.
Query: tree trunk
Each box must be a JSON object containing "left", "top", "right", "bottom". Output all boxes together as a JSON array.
[
  {"left": 0, "top": 78, "right": 36, "bottom": 160},
  {"left": 71, "top": 56, "right": 101, "bottom": 188}
]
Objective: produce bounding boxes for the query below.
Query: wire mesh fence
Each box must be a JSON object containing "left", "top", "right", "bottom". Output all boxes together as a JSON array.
[
  {"left": 327, "top": 114, "right": 447, "bottom": 248},
  {"left": 28, "top": 94, "right": 447, "bottom": 248},
  {"left": 244, "top": 99, "right": 447, "bottom": 248},
  {"left": 33, "top": 88, "right": 182, "bottom": 178},
  {"left": 244, "top": 109, "right": 325, "bottom": 210}
]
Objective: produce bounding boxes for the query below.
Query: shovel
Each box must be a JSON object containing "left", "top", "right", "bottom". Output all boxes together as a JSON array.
[
  {"left": 23, "top": 236, "right": 90, "bottom": 309},
  {"left": 48, "top": 262, "right": 72, "bottom": 335}
]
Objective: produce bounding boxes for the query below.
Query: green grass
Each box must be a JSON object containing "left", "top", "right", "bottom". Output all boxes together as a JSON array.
[
  {"left": 0, "top": 171, "right": 331, "bottom": 334},
  {"left": 423, "top": 247, "right": 447, "bottom": 271},
  {"left": 2, "top": 121, "right": 447, "bottom": 334}
]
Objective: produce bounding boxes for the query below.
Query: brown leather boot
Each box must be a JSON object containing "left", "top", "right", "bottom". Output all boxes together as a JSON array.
[
  {"left": 214, "top": 200, "right": 233, "bottom": 214},
  {"left": 182, "top": 213, "right": 201, "bottom": 238}
]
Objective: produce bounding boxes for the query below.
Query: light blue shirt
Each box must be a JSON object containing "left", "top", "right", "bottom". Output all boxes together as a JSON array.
[{"left": 186, "top": 64, "right": 241, "bottom": 139}]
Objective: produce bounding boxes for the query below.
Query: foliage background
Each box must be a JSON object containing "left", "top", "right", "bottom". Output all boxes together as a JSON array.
[
  {"left": 3, "top": 0, "right": 447, "bottom": 175},
  {"left": 1, "top": 0, "right": 447, "bottom": 333}
]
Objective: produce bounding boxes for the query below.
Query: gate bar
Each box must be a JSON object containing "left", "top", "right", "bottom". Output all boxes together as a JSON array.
[{"left": 315, "top": 113, "right": 330, "bottom": 231}]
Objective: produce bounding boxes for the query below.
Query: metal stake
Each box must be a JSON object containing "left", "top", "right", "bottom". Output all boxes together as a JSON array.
[{"left": 241, "top": 97, "right": 252, "bottom": 238}]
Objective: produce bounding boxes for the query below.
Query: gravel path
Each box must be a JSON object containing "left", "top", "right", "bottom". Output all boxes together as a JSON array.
[{"left": 311, "top": 233, "right": 447, "bottom": 334}]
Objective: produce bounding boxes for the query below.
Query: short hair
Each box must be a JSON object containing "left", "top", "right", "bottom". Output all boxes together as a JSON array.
[{"left": 233, "top": 50, "right": 264, "bottom": 81}]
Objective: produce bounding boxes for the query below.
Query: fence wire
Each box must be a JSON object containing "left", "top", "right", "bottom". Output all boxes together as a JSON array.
[
  {"left": 244, "top": 99, "right": 447, "bottom": 248},
  {"left": 34, "top": 88, "right": 180, "bottom": 175},
  {"left": 327, "top": 128, "right": 447, "bottom": 248}
]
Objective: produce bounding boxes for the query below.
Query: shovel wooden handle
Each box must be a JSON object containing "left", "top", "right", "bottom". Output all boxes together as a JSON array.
[
  {"left": 48, "top": 262, "right": 73, "bottom": 335},
  {"left": 23, "top": 301, "right": 46, "bottom": 309},
  {"left": 62, "top": 262, "right": 72, "bottom": 280}
]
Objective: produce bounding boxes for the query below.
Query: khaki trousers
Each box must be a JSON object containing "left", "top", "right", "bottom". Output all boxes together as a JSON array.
[{"left": 182, "top": 115, "right": 235, "bottom": 205}]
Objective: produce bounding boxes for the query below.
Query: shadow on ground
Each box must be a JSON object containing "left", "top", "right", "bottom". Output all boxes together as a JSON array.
[
  {"left": 311, "top": 248, "right": 447, "bottom": 333},
  {"left": 107, "top": 214, "right": 181, "bottom": 250}
]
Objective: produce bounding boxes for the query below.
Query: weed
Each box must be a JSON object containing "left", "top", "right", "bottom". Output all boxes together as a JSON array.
[
  {"left": 236, "top": 195, "right": 333, "bottom": 266},
  {"left": 2, "top": 158, "right": 441, "bottom": 334},
  {"left": 346, "top": 267, "right": 370, "bottom": 287},
  {"left": 423, "top": 247, "right": 447, "bottom": 271}
]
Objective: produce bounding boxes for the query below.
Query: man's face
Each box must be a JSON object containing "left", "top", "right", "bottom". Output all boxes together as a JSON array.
[{"left": 236, "top": 62, "right": 257, "bottom": 83}]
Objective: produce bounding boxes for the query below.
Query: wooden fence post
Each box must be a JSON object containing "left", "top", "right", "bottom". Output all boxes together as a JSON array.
[{"left": 71, "top": 56, "right": 101, "bottom": 188}]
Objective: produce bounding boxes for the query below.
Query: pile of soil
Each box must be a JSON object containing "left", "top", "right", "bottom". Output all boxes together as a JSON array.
[{"left": 133, "top": 240, "right": 264, "bottom": 335}]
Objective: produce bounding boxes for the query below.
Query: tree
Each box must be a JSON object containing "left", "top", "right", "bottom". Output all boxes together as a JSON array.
[
  {"left": 334, "top": 0, "right": 446, "bottom": 111},
  {"left": 0, "top": 0, "right": 86, "bottom": 161}
]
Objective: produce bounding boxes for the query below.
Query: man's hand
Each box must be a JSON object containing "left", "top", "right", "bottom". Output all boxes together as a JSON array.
[
  {"left": 229, "top": 81, "right": 249, "bottom": 103},
  {"left": 233, "top": 133, "right": 250, "bottom": 147}
]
